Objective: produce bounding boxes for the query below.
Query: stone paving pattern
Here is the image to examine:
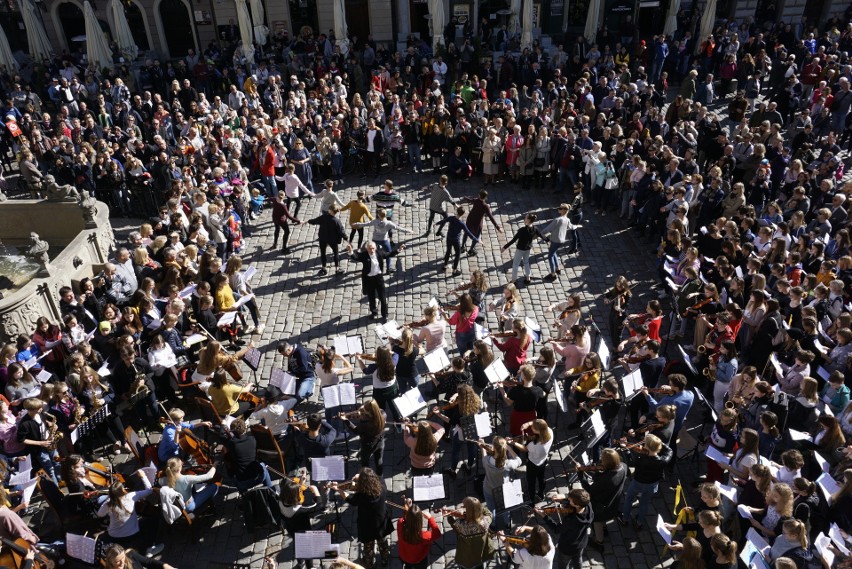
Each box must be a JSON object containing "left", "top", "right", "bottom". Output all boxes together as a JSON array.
[{"left": 82, "top": 167, "right": 702, "bottom": 569}]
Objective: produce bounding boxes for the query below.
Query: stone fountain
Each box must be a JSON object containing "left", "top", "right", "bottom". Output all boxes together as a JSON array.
[{"left": 0, "top": 195, "right": 114, "bottom": 343}]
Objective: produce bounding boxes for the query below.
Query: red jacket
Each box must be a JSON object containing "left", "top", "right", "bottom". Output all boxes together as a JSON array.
[
  {"left": 801, "top": 63, "right": 821, "bottom": 86},
  {"left": 259, "top": 146, "right": 275, "bottom": 176},
  {"left": 397, "top": 516, "right": 441, "bottom": 563}
]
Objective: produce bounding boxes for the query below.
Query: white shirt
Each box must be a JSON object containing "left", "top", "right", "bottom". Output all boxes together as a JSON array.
[
  {"left": 248, "top": 401, "right": 298, "bottom": 435},
  {"left": 368, "top": 253, "right": 382, "bottom": 277},
  {"left": 512, "top": 534, "right": 556, "bottom": 569},
  {"left": 526, "top": 428, "right": 554, "bottom": 466},
  {"left": 366, "top": 129, "right": 377, "bottom": 152}
]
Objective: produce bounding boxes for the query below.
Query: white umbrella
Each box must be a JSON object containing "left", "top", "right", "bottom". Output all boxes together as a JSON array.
[
  {"left": 109, "top": 0, "right": 138, "bottom": 61},
  {"left": 0, "top": 24, "right": 18, "bottom": 71},
  {"left": 663, "top": 0, "right": 680, "bottom": 37},
  {"left": 584, "top": 0, "right": 600, "bottom": 44},
  {"left": 696, "top": 0, "right": 716, "bottom": 53},
  {"left": 332, "top": 0, "right": 349, "bottom": 54},
  {"left": 249, "top": 0, "right": 268, "bottom": 46},
  {"left": 235, "top": 0, "right": 255, "bottom": 64},
  {"left": 521, "top": 0, "right": 533, "bottom": 49},
  {"left": 84, "top": 1, "right": 113, "bottom": 69},
  {"left": 429, "top": 0, "right": 444, "bottom": 52},
  {"left": 509, "top": 0, "right": 521, "bottom": 37},
  {"left": 19, "top": 0, "right": 53, "bottom": 62}
]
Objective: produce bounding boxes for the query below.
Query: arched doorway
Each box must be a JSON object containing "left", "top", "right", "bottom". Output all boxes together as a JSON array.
[
  {"left": 57, "top": 2, "right": 85, "bottom": 51},
  {"left": 123, "top": 2, "right": 150, "bottom": 51},
  {"left": 158, "top": 0, "right": 195, "bottom": 57},
  {"left": 288, "top": 0, "right": 318, "bottom": 36}
]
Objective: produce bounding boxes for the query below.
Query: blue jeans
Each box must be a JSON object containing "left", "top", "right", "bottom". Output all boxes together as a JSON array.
[
  {"left": 511, "top": 249, "right": 531, "bottom": 280},
  {"left": 235, "top": 462, "right": 274, "bottom": 493},
  {"left": 374, "top": 239, "right": 392, "bottom": 271},
  {"left": 547, "top": 241, "right": 566, "bottom": 274},
  {"left": 262, "top": 175, "right": 277, "bottom": 197},
  {"left": 622, "top": 479, "right": 658, "bottom": 524},
  {"left": 397, "top": 374, "right": 421, "bottom": 393},
  {"left": 455, "top": 330, "right": 476, "bottom": 355},
  {"left": 484, "top": 488, "right": 510, "bottom": 529},
  {"left": 451, "top": 435, "right": 478, "bottom": 467},
  {"left": 297, "top": 376, "right": 316, "bottom": 401},
  {"left": 186, "top": 482, "right": 220, "bottom": 512},
  {"left": 407, "top": 143, "right": 422, "bottom": 171},
  {"left": 33, "top": 450, "right": 60, "bottom": 485}
]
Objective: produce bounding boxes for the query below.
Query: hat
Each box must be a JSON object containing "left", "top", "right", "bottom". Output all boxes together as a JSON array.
[
  {"left": 263, "top": 386, "right": 282, "bottom": 401},
  {"left": 98, "top": 321, "right": 111, "bottom": 332}
]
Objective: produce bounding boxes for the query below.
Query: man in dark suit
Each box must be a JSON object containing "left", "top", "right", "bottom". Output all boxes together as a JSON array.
[
  {"left": 363, "top": 118, "right": 385, "bottom": 179},
  {"left": 347, "top": 241, "right": 405, "bottom": 321},
  {"left": 628, "top": 340, "right": 666, "bottom": 428},
  {"left": 828, "top": 193, "right": 848, "bottom": 230}
]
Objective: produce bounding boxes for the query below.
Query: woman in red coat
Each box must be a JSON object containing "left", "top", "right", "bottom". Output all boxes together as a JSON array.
[
  {"left": 396, "top": 498, "right": 441, "bottom": 569},
  {"left": 504, "top": 125, "right": 524, "bottom": 184}
]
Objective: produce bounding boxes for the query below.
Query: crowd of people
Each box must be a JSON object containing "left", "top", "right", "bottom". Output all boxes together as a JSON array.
[{"left": 1, "top": 3, "right": 852, "bottom": 569}]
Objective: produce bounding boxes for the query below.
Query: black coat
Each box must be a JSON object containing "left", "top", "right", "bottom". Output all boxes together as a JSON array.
[
  {"left": 580, "top": 463, "right": 627, "bottom": 522},
  {"left": 308, "top": 213, "right": 346, "bottom": 244}
]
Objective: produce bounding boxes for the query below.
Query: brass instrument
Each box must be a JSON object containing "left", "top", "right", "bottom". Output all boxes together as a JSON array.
[
  {"left": 697, "top": 345, "right": 707, "bottom": 354},
  {"left": 703, "top": 366, "right": 717, "bottom": 379},
  {"left": 44, "top": 412, "right": 64, "bottom": 452},
  {"left": 73, "top": 400, "right": 85, "bottom": 426}
]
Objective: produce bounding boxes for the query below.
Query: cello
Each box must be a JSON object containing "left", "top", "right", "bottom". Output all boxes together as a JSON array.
[{"left": 0, "top": 537, "right": 55, "bottom": 569}]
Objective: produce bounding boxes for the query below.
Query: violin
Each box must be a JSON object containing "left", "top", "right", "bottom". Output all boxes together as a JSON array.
[
  {"left": 539, "top": 504, "right": 578, "bottom": 515},
  {"left": 489, "top": 331, "right": 515, "bottom": 339},
  {"left": 0, "top": 537, "right": 54, "bottom": 569},
  {"left": 354, "top": 353, "right": 378, "bottom": 361},
  {"left": 498, "top": 534, "right": 530, "bottom": 547},
  {"left": 565, "top": 464, "right": 606, "bottom": 473},
  {"left": 618, "top": 440, "right": 646, "bottom": 451},
  {"left": 682, "top": 297, "right": 713, "bottom": 317},
  {"left": 403, "top": 318, "right": 429, "bottom": 328},
  {"left": 583, "top": 395, "right": 618, "bottom": 409},
  {"left": 83, "top": 462, "right": 125, "bottom": 487}
]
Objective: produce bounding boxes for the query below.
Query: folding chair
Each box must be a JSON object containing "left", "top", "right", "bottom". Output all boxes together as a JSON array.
[
  {"left": 250, "top": 424, "right": 287, "bottom": 477},
  {"left": 125, "top": 426, "right": 159, "bottom": 468},
  {"left": 194, "top": 396, "right": 230, "bottom": 442}
]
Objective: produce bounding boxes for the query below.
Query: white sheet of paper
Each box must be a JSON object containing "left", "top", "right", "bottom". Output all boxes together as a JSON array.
[
  {"left": 184, "top": 333, "right": 206, "bottom": 347},
  {"left": 44, "top": 339, "right": 62, "bottom": 349},
  {"left": 322, "top": 383, "right": 356, "bottom": 409},
  {"left": 217, "top": 311, "right": 238, "bottom": 326},
  {"left": 35, "top": 370, "right": 51, "bottom": 383},
  {"left": 788, "top": 429, "right": 813, "bottom": 442},
  {"left": 97, "top": 361, "right": 112, "bottom": 377},
  {"left": 413, "top": 474, "right": 445, "bottom": 501},
  {"left": 815, "top": 533, "right": 835, "bottom": 567},
  {"left": 818, "top": 472, "right": 842, "bottom": 504},
  {"left": 768, "top": 354, "right": 783, "bottom": 380},
  {"left": 294, "top": 531, "right": 338, "bottom": 559},
  {"left": 19, "top": 477, "right": 37, "bottom": 503},
  {"left": 677, "top": 344, "right": 698, "bottom": 375},
  {"left": 221, "top": 415, "right": 235, "bottom": 429},
  {"left": 656, "top": 515, "right": 672, "bottom": 545},
  {"left": 814, "top": 452, "right": 830, "bottom": 473},
  {"left": 233, "top": 294, "right": 255, "bottom": 309},
  {"left": 382, "top": 320, "right": 402, "bottom": 340},
  {"left": 746, "top": 528, "right": 770, "bottom": 556},
  {"left": 737, "top": 504, "right": 754, "bottom": 519},
  {"left": 393, "top": 386, "right": 427, "bottom": 418},
  {"left": 70, "top": 426, "right": 80, "bottom": 445},
  {"left": 428, "top": 298, "right": 443, "bottom": 320},
  {"left": 554, "top": 380, "right": 567, "bottom": 412},
  {"left": 423, "top": 347, "right": 451, "bottom": 373},
  {"left": 179, "top": 283, "right": 197, "bottom": 299},
  {"left": 473, "top": 412, "right": 492, "bottom": 438},
  {"left": 65, "top": 533, "right": 98, "bottom": 564},
  {"left": 705, "top": 445, "right": 730, "bottom": 465},
  {"left": 22, "top": 356, "right": 38, "bottom": 370},
  {"left": 7, "top": 469, "right": 30, "bottom": 486},
  {"left": 597, "top": 339, "right": 611, "bottom": 370},
  {"left": 589, "top": 410, "right": 605, "bottom": 439},
  {"left": 139, "top": 465, "right": 157, "bottom": 487},
  {"left": 17, "top": 456, "right": 31, "bottom": 473},
  {"left": 622, "top": 369, "right": 643, "bottom": 399},
  {"left": 499, "top": 479, "right": 524, "bottom": 509},
  {"left": 269, "top": 368, "right": 297, "bottom": 395},
  {"left": 484, "top": 359, "right": 510, "bottom": 384},
  {"left": 474, "top": 323, "right": 491, "bottom": 342},
  {"left": 146, "top": 319, "right": 162, "bottom": 330},
  {"left": 311, "top": 456, "right": 346, "bottom": 482},
  {"left": 243, "top": 266, "right": 257, "bottom": 282},
  {"left": 714, "top": 481, "right": 739, "bottom": 502},
  {"left": 830, "top": 524, "right": 851, "bottom": 555}
]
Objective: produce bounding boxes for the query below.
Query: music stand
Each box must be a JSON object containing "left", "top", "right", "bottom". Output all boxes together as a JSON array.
[
  {"left": 580, "top": 410, "right": 606, "bottom": 450},
  {"left": 312, "top": 456, "right": 351, "bottom": 540},
  {"left": 492, "top": 479, "right": 526, "bottom": 528},
  {"left": 679, "top": 387, "right": 714, "bottom": 465},
  {"left": 243, "top": 347, "right": 262, "bottom": 388}
]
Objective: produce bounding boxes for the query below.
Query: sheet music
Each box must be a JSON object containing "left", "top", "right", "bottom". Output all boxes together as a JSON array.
[
  {"left": 243, "top": 266, "right": 257, "bottom": 282},
  {"left": 423, "top": 347, "right": 451, "bottom": 373},
  {"left": 788, "top": 429, "right": 813, "bottom": 442},
  {"left": 19, "top": 477, "right": 37, "bottom": 503},
  {"left": 22, "top": 356, "right": 38, "bottom": 370},
  {"left": 499, "top": 479, "right": 524, "bottom": 509},
  {"left": 473, "top": 323, "right": 492, "bottom": 345},
  {"left": 34, "top": 369, "right": 51, "bottom": 383},
  {"left": 589, "top": 410, "right": 604, "bottom": 438},
  {"left": 714, "top": 481, "right": 739, "bottom": 502},
  {"left": 596, "top": 339, "right": 611, "bottom": 370},
  {"left": 66, "top": 533, "right": 98, "bottom": 564},
  {"left": 269, "top": 368, "right": 297, "bottom": 395},
  {"left": 294, "top": 531, "right": 338, "bottom": 559},
  {"left": 146, "top": 318, "right": 162, "bottom": 330},
  {"left": 705, "top": 446, "right": 730, "bottom": 465},
  {"left": 484, "top": 360, "right": 510, "bottom": 384},
  {"left": 311, "top": 456, "right": 346, "bottom": 481},
  {"left": 621, "top": 369, "right": 643, "bottom": 399},
  {"left": 768, "top": 353, "right": 783, "bottom": 379},
  {"left": 217, "top": 311, "right": 238, "bottom": 326},
  {"left": 8, "top": 469, "right": 31, "bottom": 486},
  {"left": 817, "top": 472, "right": 841, "bottom": 504},
  {"left": 70, "top": 426, "right": 80, "bottom": 445},
  {"left": 233, "top": 294, "right": 255, "bottom": 309},
  {"left": 184, "top": 333, "right": 206, "bottom": 347},
  {"left": 830, "top": 524, "right": 852, "bottom": 555},
  {"left": 179, "top": 283, "right": 197, "bottom": 299},
  {"left": 677, "top": 345, "right": 697, "bottom": 375},
  {"left": 17, "top": 456, "right": 31, "bottom": 473},
  {"left": 393, "top": 387, "right": 427, "bottom": 418},
  {"left": 322, "top": 383, "right": 356, "bottom": 409},
  {"left": 473, "top": 412, "right": 492, "bottom": 438},
  {"left": 376, "top": 320, "right": 402, "bottom": 341},
  {"left": 44, "top": 339, "right": 62, "bottom": 349},
  {"left": 656, "top": 515, "right": 672, "bottom": 544},
  {"left": 815, "top": 533, "right": 834, "bottom": 567},
  {"left": 554, "top": 381, "right": 567, "bottom": 412},
  {"left": 97, "top": 361, "right": 112, "bottom": 377},
  {"left": 413, "top": 474, "right": 445, "bottom": 501},
  {"left": 333, "top": 335, "right": 363, "bottom": 356},
  {"left": 243, "top": 347, "right": 262, "bottom": 370},
  {"left": 428, "top": 297, "right": 442, "bottom": 320},
  {"left": 737, "top": 504, "right": 754, "bottom": 519},
  {"left": 746, "top": 528, "right": 770, "bottom": 556}
]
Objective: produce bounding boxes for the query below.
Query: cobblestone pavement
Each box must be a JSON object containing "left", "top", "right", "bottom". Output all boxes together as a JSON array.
[{"left": 76, "top": 167, "right": 702, "bottom": 569}]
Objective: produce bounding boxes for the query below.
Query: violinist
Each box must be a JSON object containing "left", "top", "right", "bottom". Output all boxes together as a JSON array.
[
  {"left": 499, "top": 525, "right": 554, "bottom": 569},
  {"left": 247, "top": 386, "right": 298, "bottom": 438},
  {"left": 547, "top": 294, "right": 581, "bottom": 340},
  {"left": 223, "top": 419, "right": 273, "bottom": 493},
  {"left": 103, "top": 543, "right": 177, "bottom": 569},
  {"left": 447, "top": 269, "right": 489, "bottom": 313},
  {"left": 97, "top": 479, "right": 164, "bottom": 557},
  {"left": 291, "top": 413, "right": 338, "bottom": 463},
  {"left": 618, "top": 434, "right": 672, "bottom": 530},
  {"left": 60, "top": 455, "right": 106, "bottom": 521},
  {"left": 480, "top": 436, "right": 522, "bottom": 529},
  {"left": 565, "top": 353, "right": 602, "bottom": 425},
  {"left": 280, "top": 477, "right": 326, "bottom": 567},
  {"left": 396, "top": 498, "right": 442, "bottom": 569},
  {"left": 579, "top": 379, "right": 621, "bottom": 446},
  {"left": 412, "top": 306, "right": 448, "bottom": 353},
  {"left": 356, "top": 346, "right": 403, "bottom": 427},
  {"left": 159, "top": 457, "right": 219, "bottom": 513},
  {"left": 402, "top": 419, "right": 445, "bottom": 475},
  {"left": 642, "top": 374, "right": 694, "bottom": 466},
  {"left": 334, "top": 467, "right": 391, "bottom": 569},
  {"left": 626, "top": 300, "right": 664, "bottom": 341},
  {"left": 488, "top": 284, "right": 521, "bottom": 333},
  {"left": 577, "top": 448, "right": 627, "bottom": 552},
  {"left": 342, "top": 400, "right": 387, "bottom": 476},
  {"left": 531, "top": 346, "right": 557, "bottom": 422},
  {"left": 157, "top": 408, "right": 212, "bottom": 464},
  {"left": 508, "top": 419, "right": 553, "bottom": 502},
  {"left": 624, "top": 404, "right": 676, "bottom": 447},
  {"left": 616, "top": 325, "right": 650, "bottom": 372},
  {"left": 604, "top": 276, "right": 632, "bottom": 347},
  {"left": 548, "top": 324, "right": 591, "bottom": 374},
  {"left": 675, "top": 273, "right": 714, "bottom": 339},
  {"left": 207, "top": 368, "right": 256, "bottom": 419},
  {"left": 534, "top": 488, "right": 593, "bottom": 569},
  {"left": 393, "top": 328, "right": 423, "bottom": 393},
  {"left": 468, "top": 340, "right": 496, "bottom": 396},
  {"left": 427, "top": 356, "right": 472, "bottom": 400},
  {"left": 691, "top": 284, "right": 724, "bottom": 351},
  {"left": 314, "top": 346, "right": 354, "bottom": 388},
  {"left": 432, "top": 385, "right": 482, "bottom": 477},
  {"left": 498, "top": 365, "right": 544, "bottom": 436},
  {"left": 443, "top": 497, "right": 494, "bottom": 565}
]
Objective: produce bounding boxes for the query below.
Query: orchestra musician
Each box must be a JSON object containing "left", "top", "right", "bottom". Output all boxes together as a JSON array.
[
  {"left": 564, "top": 353, "right": 602, "bottom": 427},
  {"left": 17, "top": 398, "right": 62, "bottom": 485},
  {"left": 625, "top": 300, "right": 664, "bottom": 341},
  {"left": 402, "top": 419, "right": 445, "bottom": 475},
  {"left": 111, "top": 346, "right": 160, "bottom": 431},
  {"left": 578, "top": 379, "right": 621, "bottom": 454},
  {"left": 532, "top": 346, "right": 557, "bottom": 422},
  {"left": 498, "top": 365, "right": 545, "bottom": 436},
  {"left": 334, "top": 468, "right": 391, "bottom": 569},
  {"left": 671, "top": 267, "right": 703, "bottom": 339},
  {"left": 396, "top": 498, "right": 442, "bottom": 569},
  {"left": 468, "top": 340, "right": 496, "bottom": 396},
  {"left": 683, "top": 282, "right": 723, "bottom": 346},
  {"left": 712, "top": 340, "right": 739, "bottom": 415},
  {"left": 498, "top": 525, "right": 555, "bottom": 568},
  {"left": 159, "top": 457, "right": 219, "bottom": 513},
  {"left": 341, "top": 400, "right": 387, "bottom": 476},
  {"left": 431, "top": 384, "right": 482, "bottom": 477},
  {"left": 444, "top": 497, "right": 495, "bottom": 567},
  {"left": 445, "top": 293, "right": 480, "bottom": 356},
  {"left": 102, "top": 542, "right": 176, "bottom": 569},
  {"left": 247, "top": 386, "right": 299, "bottom": 440},
  {"left": 410, "top": 306, "right": 447, "bottom": 353},
  {"left": 426, "top": 356, "right": 472, "bottom": 401},
  {"left": 616, "top": 324, "right": 650, "bottom": 372},
  {"left": 641, "top": 374, "right": 694, "bottom": 468},
  {"left": 314, "top": 346, "right": 354, "bottom": 389},
  {"left": 618, "top": 434, "right": 672, "bottom": 531},
  {"left": 157, "top": 407, "right": 212, "bottom": 464},
  {"left": 97, "top": 479, "right": 164, "bottom": 557},
  {"left": 534, "top": 488, "right": 594, "bottom": 569},
  {"left": 357, "top": 346, "right": 403, "bottom": 426},
  {"left": 207, "top": 368, "right": 256, "bottom": 419},
  {"left": 705, "top": 407, "right": 740, "bottom": 483},
  {"left": 280, "top": 478, "right": 326, "bottom": 568},
  {"left": 548, "top": 324, "right": 591, "bottom": 375},
  {"left": 394, "top": 328, "right": 423, "bottom": 393},
  {"left": 447, "top": 269, "right": 489, "bottom": 313},
  {"left": 604, "top": 276, "right": 632, "bottom": 347},
  {"left": 507, "top": 419, "right": 553, "bottom": 502},
  {"left": 547, "top": 294, "right": 581, "bottom": 340},
  {"left": 277, "top": 341, "right": 318, "bottom": 402},
  {"left": 488, "top": 284, "right": 521, "bottom": 333},
  {"left": 291, "top": 413, "right": 338, "bottom": 464},
  {"left": 479, "top": 436, "right": 522, "bottom": 529},
  {"left": 223, "top": 419, "right": 274, "bottom": 493},
  {"left": 576, "top": 448, "right": 628, "bottom": 552}
]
